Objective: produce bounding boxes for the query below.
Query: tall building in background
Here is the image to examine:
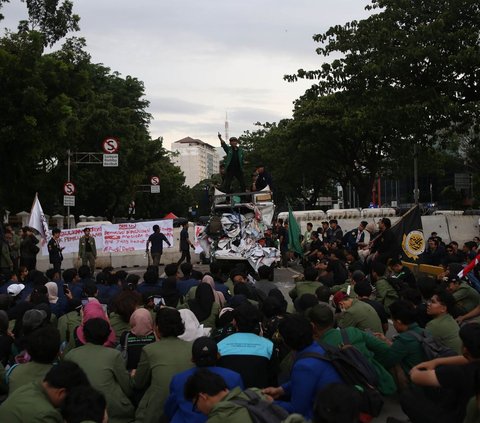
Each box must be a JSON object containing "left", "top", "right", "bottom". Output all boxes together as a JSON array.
[{"left": 171, "top": 137, "right": 219, "bottom": 187}]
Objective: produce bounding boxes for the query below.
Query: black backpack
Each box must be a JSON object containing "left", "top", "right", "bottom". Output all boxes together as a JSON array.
[
  {"left": 296, "top": 330, "right": 384, "bottom": 418},
  {"left": 406, "top": 330, "right": 458, "bottom": 360},
  {"left": 230, "top": 389, "right": 289, "bottom": 423}
]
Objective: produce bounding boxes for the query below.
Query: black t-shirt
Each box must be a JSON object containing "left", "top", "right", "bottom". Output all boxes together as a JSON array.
[
  {"left": 435, "top": 361, "right": 480, "bottom": 422},
  {"left": 119, "top": 331, "right": 156, "bottom": 370},
  {"left": 180, "top": 228, "right": 189, "bottom": 251},
  {"left": 148, "top": 232, "right": 168, "bottom": 254},
  {"left": 310, "top": 239, "right": 323, "bottom": 253}
]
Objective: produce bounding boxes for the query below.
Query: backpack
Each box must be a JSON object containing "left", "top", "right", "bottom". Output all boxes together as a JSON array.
[
  {"left": 386, "top": 276, "right": 408, "bottom": 294},
  {"left": 230, "top": 388, "right": 289, "bottom": 423},
  {"left": 406, "top": 330, "right": 457, "bottom": 360},
  {"left": 296, "top": 331, "right": 384, "bottom": 418}
]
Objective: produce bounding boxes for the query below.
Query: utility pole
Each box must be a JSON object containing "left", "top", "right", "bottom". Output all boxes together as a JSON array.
[
  {"left": 225, "top": 112, "right": 229, "bottom": 141},
  {"left": 414, "top": 143, "right": 419, "bottom": 204}
]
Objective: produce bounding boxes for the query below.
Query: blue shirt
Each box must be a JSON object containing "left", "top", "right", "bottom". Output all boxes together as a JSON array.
[
  {"left": 176, "top": 278, "right": 199, "bottom": 297},
  {"left": 218, "top": 332, "right": 273, "bottom": 359},
  {"left": 164, "top": 366, "right": 244, "bottom": 423},
  {"left": 277, "top": 342, "right": 342, "bottom": 419}
]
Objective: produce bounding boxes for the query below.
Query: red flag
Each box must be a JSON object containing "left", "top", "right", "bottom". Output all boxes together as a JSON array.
[{"left": 458, "top": 252, "right": 480, "bottom": 278}]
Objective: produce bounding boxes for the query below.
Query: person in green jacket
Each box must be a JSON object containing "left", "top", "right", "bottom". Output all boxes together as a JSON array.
[
  {"left": 307, "top": 304, "right": 396, "bottom": 395},
  {"left": 426, "top": 289, "right": 462, "bottom": 354},
  {"left": 289, "top": 267, "right": 323, "bottom": 301},
  {"left": 7, "top": 326, "right": 59, "bottom": 394},
  {"left": 184, "top": 368, "right": 273, "bottom": 423},
  {"left": 65, "top": 318, "right": 134, "bottom": 423},
  {"left": 374, "top": 300, "right": 427, "bottom": 389},
  {"left": 78, "top": 228, "right": 97, "bottom": 275},
  {"left": 333, "top": 291, "right": 384, "bottom": 334},
  {"left": 371, "top": 261, "right": 399, "bottom": 314},
  {"left": 446, "top": 275, "right": 480, "bottom": 317},
  {"left": 0, "top": 361, "right": 90, "bottom": 423},
  {"left": 218, "top": 133, "right": 246, "bottom": 193},
  {"left": 133, "top": 307, "right": 194, "bottom": 423}
]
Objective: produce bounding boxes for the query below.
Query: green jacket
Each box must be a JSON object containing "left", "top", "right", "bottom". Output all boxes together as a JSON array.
[
  {"left": 374, "top": 277, "right": 398, "bottom": 314},
  {"left": 221, "top": 141, "right": 244, "bottom": 170},
  {"left": 319, "top": 327, "right": 396, "bottom": 395},
  {"left": 65, "top": 343, "right": 134, "bottom": 423},
  {"left": 464, "top": 396, "right": 480, "bottom": 423},
  {"left": 0, "top": 381, "right": 62, "bottom": 422},
  {"left": 0, "top": 241, "right": 12, "bottom": 269},
  {"left": 78, "top": 235, "right": 97, "bottom": 258},
  {"left": 330, "top": 280, "right": 357, "bottom": 297},
  {"left": 426, "top": 313, "right": 462, "bottom": 354},
  {"left": 57, "top": 310, "right": 82, "bottom": 355},
  {"left": 133, "top": 337, "right": 193, "bottom": 423},
  {"left": 337, "top": 298, "right": 383, "bottom": 333},
  {"left": 109, "top": 312, "right": 130, "bottom": 343},
  {"left": 289, "top": 280, "right": 323, "bottom": 300},
  {"left": 453, "top": 283, "right": 480, "bottom": 315},
  {"left": 7, "top": 362, "right": 52, "bottom": 394},
  {"left": 207, "top": 387, "right": 265, "bottom": 423},
  {"left": 381, "top": 323, "right": 426, "bottom": 375}
]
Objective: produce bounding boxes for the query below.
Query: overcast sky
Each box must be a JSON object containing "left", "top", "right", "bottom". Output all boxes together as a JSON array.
[{"left": 2, "top": 0, "right": 371, "bottom": 149}]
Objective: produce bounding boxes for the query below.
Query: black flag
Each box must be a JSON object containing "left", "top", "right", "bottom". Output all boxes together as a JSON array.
[{"left": 390, "top": 205, "right": 425, "bottom": 262}]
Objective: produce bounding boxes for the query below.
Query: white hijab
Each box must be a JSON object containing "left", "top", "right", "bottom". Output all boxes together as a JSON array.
[{"left": 177, "top": 309, "right": 211, "bottom": 342}]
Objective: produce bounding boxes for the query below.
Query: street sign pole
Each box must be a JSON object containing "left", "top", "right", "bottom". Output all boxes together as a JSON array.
[{"left": 67, "top": 149, "right": 71, "bottom": 228}]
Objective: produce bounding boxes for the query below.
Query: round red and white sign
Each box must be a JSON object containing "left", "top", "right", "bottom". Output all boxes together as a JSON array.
[
  {"left": 150, "top": 176, "right": 160, "bottom": 186},
  {"left": 63, "top": 181, "right": 76, "bottom": 195},
  {"left": 102, "top": 137, "right": 120, "bottom": 154}
]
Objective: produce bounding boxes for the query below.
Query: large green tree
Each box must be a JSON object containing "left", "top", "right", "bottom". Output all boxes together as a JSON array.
[
  {"left": 278, "top": 0, "right": 480, "bottom": 206},
  {"left": 0, "top": 1, "right": 190, "bottom": 219}
]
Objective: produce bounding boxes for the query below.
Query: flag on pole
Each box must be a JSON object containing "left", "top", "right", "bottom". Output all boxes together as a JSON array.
[
  {"left": 28, "top": 193, "right": 50, "bottom": 242},
  {"left": 287, "top": 205, "right": 303, "bottom": 255},
  {"left": 458, "top": 252, "right": 480, "bottom": 279},
  {"left": 390, "top": 205, "right": 425, "bottom": 262}
]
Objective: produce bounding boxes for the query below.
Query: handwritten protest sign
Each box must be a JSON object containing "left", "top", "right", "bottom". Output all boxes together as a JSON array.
[{"left": 102, "top": 220, "right": 174, "bottom": 253}]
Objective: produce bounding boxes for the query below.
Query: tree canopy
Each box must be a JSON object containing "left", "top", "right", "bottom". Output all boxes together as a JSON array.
[
  {"left": 246, "top": 0, "right": 479, "bottom": 208},
  {"left": 0, "top": 1, "right": 191, "bottom": 219}
]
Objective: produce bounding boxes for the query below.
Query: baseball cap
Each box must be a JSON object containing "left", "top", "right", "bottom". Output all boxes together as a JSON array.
[
  {"left": 7, "top": 283, "right": 25, "bottom": 297},
  {"left": 333, "top": 291, "right": 349, "bottom": 307},
  {"left": 192, "top": 337, "right": 218, "bottom": 364}
]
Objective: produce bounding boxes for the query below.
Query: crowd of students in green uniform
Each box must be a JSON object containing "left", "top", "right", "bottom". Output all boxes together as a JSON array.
[{"left": 0, "top": 228, "right": 479, "bottom": 423}]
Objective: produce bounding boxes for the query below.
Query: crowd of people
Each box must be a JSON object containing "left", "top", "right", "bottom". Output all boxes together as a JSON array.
[{"left": 0, "top": 219, "right": 479, "bottom": 423}]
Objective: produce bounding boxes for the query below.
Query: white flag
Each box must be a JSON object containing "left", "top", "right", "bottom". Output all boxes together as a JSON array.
[{"left": 28, "top": 193, "right": 50, "bottom": 242}]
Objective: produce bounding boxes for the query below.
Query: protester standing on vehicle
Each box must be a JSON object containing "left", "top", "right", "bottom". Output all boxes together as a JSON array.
[
  {"left": 146, "top": 224, "right": 171, "bottom": 268},
  {"left": 218, "top": 132, "right": 246, "bottom": 193}
]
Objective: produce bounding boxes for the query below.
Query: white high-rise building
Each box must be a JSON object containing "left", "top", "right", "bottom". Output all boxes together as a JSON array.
[{"left": 171, "top": 137, "right": 220, "bottom": 187}]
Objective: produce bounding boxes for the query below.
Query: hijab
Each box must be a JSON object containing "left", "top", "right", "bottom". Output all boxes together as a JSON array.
[
  {"left": 188, "top": 283, "right": 214, "bottom": 323},
  {"left": 45, "top": 282, "right": 59, "bottom": 304},
  {"left": 177, "top": 309, "right": 211, "bottom": 342},
  {"left": 201, "top": 275, "right": 226, "bottom": 307},
  {"left": 130, "top": 308, "right": 154, "bottom": 337},
  {"left": 76, "top": 299, "right": 116, "bottom": 347}
]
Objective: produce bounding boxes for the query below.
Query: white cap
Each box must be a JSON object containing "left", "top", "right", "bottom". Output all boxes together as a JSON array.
[{"left": 7, "top": 283, "right": 25, "bottom": 297}]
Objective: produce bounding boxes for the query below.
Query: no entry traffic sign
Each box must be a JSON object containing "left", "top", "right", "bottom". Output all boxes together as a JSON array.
[
  {"left": 102, "top": 137, "right": 120, "bottom": 154},
  {"left": 150, "top": 176, "right": 160, "bottom": 186},
  {"left": 63, "top": 181, "right": 76, "bottom": 195}
]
